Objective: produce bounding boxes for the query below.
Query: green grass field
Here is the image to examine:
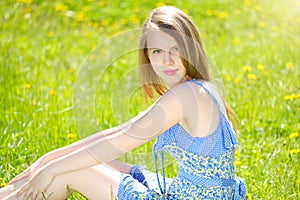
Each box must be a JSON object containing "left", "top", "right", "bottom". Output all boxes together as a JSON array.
[{"left": 1, "top": 0, "right": 299, "bottom": 199}]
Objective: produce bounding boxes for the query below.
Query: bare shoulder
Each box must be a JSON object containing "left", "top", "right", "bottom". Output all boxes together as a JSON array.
[{"left": 163, "top": 81, "right": 212, "bottom": 103}]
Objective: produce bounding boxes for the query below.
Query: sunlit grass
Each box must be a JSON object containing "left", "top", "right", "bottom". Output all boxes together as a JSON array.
[{"left": 1, "top": 0, "right": 299, "bottom": 199}]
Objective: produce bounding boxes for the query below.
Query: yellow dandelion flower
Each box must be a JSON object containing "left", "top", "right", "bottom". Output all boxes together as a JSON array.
[
  {"left": 289, "top": 132, "right": 299, "bottom": 139},
  {"left": 225, "top": 75, "right": 231, "bottom": 81},
  {"left": 130, "top": 15, "right": 139, "bottom": 24},
  {"left": 55, "top": 3, "right": 67, "bottom": 12},
  {"left": 235, "top": 160, "right": 242, "bottom": 167},
  {"left": 0, "top": 182, "right": 7, "bottom": 187},
  {"left": 83, "top": 6, "right": 90, "bottom": 12},
  {"left": 76, "top": 12, "right": 84, "bottom": 22},
  {"left": 18, "top": 0, "right": 32, "bottom": 4},
  {"left": 284, "top": 93, "right": 300, "bottom": 100},
  {"left": 245, "top": 0, "right": 251, "bottom": 7},
  {"left": 47, "top": 31, "right": 54, "bottom": 38},
  {"left": 246, "top": 192, "right": 251, "bottom": 199},
  {"left": 93, "top": 22, "right": 99, "bottom": 28},
  {"left": 257, "top": 64, "right": 264, "bottom": 70},
  {"left": 218, "top": 11, "right": 228, "bottom": 19},
  {"left": 67, "top": 133, "right": 76, "bottom": 138},
  {"left": 155, "top": 2, "right": 165, "bottom": 7},
  {"left": 206, "top": 10, "right": 213, "bottom": 16},
  {"left": 286, "top": 62, "right": 294, "bottom": 69},
  {"left": 234, "top": 77, "right": 241, "bottom": 84},
  {"left": 101, "top": 19, "right": 109, "bottom": 26},
  {"left": 99, "top": 1, "right": 106, "bottom": 7},
  {"left": 24, "top": 83, "right": 31, "bottom": 89},
  {"left": 247, "top": 73, "right": 257, "bottom": 80},
  {"left": 290, "top": 149, "right": 300, "bottom": 154},
  {"left": 0, "top": 178, "right": 2, "bottom": 181},
  {"left": 243, "top": 65, "right": 252, "bottom": 72},
  {"left": 49, "top": 90, "right": 56, "bottom": 96},
  {"left": 235, "top": 151, "right": 241, "bottom": 158}
]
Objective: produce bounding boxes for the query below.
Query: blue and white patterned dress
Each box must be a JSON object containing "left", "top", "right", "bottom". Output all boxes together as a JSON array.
[{"left": 117, "top": 79, "right": 246, "bottom": 199}]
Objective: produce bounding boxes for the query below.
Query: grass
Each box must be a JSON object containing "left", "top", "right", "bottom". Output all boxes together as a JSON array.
[{"left": 0, "top": 0, "right": 299, "bottom": 199}]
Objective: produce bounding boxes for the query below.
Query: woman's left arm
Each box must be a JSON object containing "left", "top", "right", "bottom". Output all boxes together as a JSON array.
[{"left": 17, "top": 82, "right": 196, "bottom": 198}]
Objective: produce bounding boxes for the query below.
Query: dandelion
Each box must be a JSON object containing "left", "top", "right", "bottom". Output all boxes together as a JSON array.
[
  {"left": 67, "top": 133, "right": 76, "bottom": 139},
  {"left": 49, "top": 90, "right": 56, "bottom": 96},
  {"left": 286, "top": 62, "right": 294, "bottom": 69},
  {"left": 234, "top": 77, "right": 241, "bottom": 84},
  {"left": 206, "top": 10, "right": 213, "bottom": 16},
  {"left": 235, "top": 151, "right": 241, "bottom": 158},
  {"left": 225, "top": 75, "right": 231, "bottom": 81},
  {"left": 0, "top": 182, "right": 6, "bottom": 187},
  {"left": 55, "top": 3, "right": 67, "bottom": 12},
  {"left": 47, "top": 31, "right": 54, "bottom": 38},
  {"left": 284, "top": 93, "right": 300, "bottom": 100},
  {"left": 130, "top": 15, "right": 140, "bottom": 25},
  {"left": 101, "top": 19, "right": 109, "bottom": 26},
  {"left": 235, "top": 160, "right": 242, "bottom": 167},
  {"left": 18, "top": 0, "right": 32, "bottom": 4},
  {"left": 24, "top": 83, "right": 31, "bottom": 89},
  {"left": 289, "top": 132, "right": 299, "bottom": 139},
  {"left": 246, "top": 192, "right": 251, "bottom": 199},
  {"left": 76, "top": 12, "right": 84, "bottom": 22},
  {"left": 217, "top": 11, "right": 228, "bottom": 19},
  {"left": 155, "top": 2, "right": 165, "bottom": 7},
  {"left": 243, "top": 65, "right": 252, "bottom": 72},
  {"left": 247, "top": 73, "right": 257, "bottom": 80},
  {"left": 289, "top": 149, "right": 300, "bottom": 154},
  {"left": 257, "top": 64, "right": 264, "bottom": 71},
  {"left": 83, "top": 6, "right": 90, "bottom": 12}
]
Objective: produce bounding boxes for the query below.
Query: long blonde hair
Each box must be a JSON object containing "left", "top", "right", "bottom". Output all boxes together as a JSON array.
[{"left": 138, "top": 6, "right": 239, "bottom": 129}]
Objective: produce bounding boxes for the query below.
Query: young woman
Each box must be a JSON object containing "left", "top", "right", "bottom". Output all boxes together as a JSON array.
[{"left": 1, "top": 6, "right": 246, "bottom": 200}]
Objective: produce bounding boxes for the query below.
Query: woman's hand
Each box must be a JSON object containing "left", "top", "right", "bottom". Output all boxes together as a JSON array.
[
  {"left": 16, "top": 166, "right": 54, "bottom": 200},
  {"left": 9, "top": 156, "right": 46, "bottom": 186}
]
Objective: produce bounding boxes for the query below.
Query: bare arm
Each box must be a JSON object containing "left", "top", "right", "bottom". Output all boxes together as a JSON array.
[{"left": 18, "top": 82, "right": 196, "bottom": 197}]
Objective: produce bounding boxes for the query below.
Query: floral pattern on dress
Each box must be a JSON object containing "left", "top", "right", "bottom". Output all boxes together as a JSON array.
[{"left": 163, "top": 143, "right": 236, "bottom": 179}]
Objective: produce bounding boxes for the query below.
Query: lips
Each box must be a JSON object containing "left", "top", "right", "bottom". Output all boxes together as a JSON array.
[{"left": 163, "top": 69, "right": 178, "bottom": 76}]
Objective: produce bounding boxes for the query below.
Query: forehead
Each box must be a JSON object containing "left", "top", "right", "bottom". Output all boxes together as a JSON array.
[{"left": 146, "top": 30, "right": 177, "bottom": 49}]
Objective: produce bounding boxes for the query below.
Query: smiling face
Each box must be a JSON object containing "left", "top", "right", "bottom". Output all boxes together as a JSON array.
[{"left": 146, "top": 30, "right": 187, "bottom": 87}]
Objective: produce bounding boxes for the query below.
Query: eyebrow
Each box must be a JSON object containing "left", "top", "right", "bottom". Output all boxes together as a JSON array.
[{"left": 147, "top": 45, "right": 178, "bottom": 50}]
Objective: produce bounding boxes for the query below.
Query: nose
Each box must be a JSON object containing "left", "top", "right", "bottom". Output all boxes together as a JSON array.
[{"left": 163, "top": 51, "right": 174, "bottom": 66}]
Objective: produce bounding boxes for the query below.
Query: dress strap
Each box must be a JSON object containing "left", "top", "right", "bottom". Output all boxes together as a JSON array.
[{"left": 152, "top": 144, "right": 167, "bottom": 197}]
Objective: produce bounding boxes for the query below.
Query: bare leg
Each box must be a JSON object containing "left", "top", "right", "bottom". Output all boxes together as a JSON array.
[{"left": 4, "top": 163, "right": 125, "bottom": 200}]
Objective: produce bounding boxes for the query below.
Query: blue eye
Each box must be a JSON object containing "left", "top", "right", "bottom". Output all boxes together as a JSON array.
[
  {"left": 153, "top": 49, "right": 161, "bottom": 54},
  {"left": 171, "top": 47, "right": 179, "bottom": 53}
]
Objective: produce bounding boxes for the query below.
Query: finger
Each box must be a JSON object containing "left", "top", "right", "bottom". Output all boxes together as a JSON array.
[
  {"left": 8, "top": 172, "right": 29, "bottom": 184},
  {"left": 16, "top": 183, "right": 29, "bottom": 197},
  {"left": 23, "top": 188, "right": 33, "bottom": 200}
]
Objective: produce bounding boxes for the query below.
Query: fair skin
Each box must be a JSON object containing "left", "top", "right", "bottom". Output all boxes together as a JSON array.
[{"left": 2, "top": 30, "right": 219, "bottom": 200}]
